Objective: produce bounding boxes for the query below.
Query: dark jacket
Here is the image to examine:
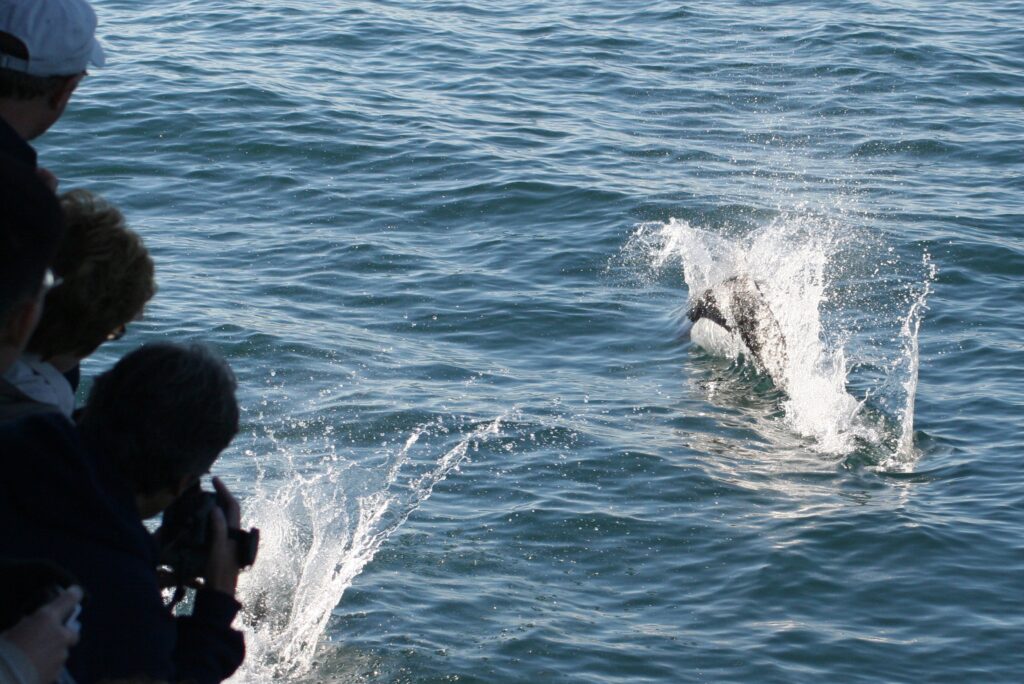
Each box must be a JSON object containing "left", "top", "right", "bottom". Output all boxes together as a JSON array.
[
  {"left": 0, "top": 117, "right": 36, "bottom": 168},
  {"left": 0, "top": 377, "right": 58, "bottom": 423},
  {"left": 0, "top": 121, "right": 81, "bottom": 393},
  {"left": 0, "top": 413, "right": 245, "bottom": 683}
]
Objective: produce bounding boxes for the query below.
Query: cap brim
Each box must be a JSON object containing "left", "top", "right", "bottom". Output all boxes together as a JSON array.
[{"left": 89, "top": 38, "right": 106, "bottom": 68}]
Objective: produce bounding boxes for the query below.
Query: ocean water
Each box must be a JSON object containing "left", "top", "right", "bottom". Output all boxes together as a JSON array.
[{"left": 44, "top": 1, "right": 1023, "bottom": 682}]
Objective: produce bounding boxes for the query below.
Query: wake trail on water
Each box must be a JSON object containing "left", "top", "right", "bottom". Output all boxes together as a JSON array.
[
  {"left": 623, "top": 214, "right": 934, "bottom": 466},
  {"left": 231, "top": 416, "right": 504, "bottom": 681}
]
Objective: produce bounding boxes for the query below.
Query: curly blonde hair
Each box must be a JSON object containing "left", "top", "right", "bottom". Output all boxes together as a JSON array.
[{"left": 27, "top": 190, "right": 156, "bottom": 360}]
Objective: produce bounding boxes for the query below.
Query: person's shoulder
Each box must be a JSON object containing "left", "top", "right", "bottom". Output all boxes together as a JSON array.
[
  {"left": 0, "top": 409, "right": 77, "bottom": 449},
  {"left": 1, "top": 357, "right": 75, "bottom": 417},
  {"left": 0, "top": 411, "right": 84, "bottom": 492},
  {"left": 0, "top": 406, "right": 145, "bottom": 559},
  {"left": 0, "top": 120, "right": 37, "bottom": 168},
  {"left": 0, "top": 375, "right": 68, "bottom": 425}
]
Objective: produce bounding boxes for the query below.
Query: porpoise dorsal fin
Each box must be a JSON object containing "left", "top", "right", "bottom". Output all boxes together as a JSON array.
[{"left": 687, "top": 289, "right": 732, "bottom": 332}]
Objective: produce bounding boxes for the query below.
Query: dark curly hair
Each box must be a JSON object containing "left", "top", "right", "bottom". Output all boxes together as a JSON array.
[
  {"left": 27, "top": 190, "right": 156, "bottom": 361},
  {"left": 78, "top": 343, "right": 240, "bottom": 496}
]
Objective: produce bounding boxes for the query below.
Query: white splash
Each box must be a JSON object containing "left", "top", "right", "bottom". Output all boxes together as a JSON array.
[
  {"left": 625, "top": 215, "right": 933, "bottom": 460},
  {"left": 884, "top": 252, "right": 936, "bottom": 471},
  {"left": 232, "top": 417, "right": 503, "bottom": 681}
]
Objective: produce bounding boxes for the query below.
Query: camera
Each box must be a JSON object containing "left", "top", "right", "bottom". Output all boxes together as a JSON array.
[{"left": 156, "top": 484, "right": 259, "bottom": 591}]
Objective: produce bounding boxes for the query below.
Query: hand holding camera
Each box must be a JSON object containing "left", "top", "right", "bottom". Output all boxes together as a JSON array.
[
  {"left": 206, "top": 477, "right": 244, "bottom": 595},
  {"left": 157, "top": 477, "right": 259, "bottom": 599}
]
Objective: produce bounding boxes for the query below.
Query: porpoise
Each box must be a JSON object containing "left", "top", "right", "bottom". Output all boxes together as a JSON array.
[{"left": 681, "top": 276, "right": 788, "bottom": 384}]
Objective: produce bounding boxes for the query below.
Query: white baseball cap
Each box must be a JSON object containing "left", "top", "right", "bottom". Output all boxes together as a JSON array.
[{"left": 0, "top": 0, "right": 105, "bottom": 77}]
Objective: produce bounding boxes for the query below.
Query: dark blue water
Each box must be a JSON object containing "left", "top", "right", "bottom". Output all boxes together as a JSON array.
[{"left": 44, "top": 1, "right": 1024, "bottom": 681}]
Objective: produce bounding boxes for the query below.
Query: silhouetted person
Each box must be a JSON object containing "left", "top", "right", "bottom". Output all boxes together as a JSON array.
[
  {"left": 0, "top": 343, "right": 248, "bottom": 683},
  {"left": 0, "top": 0, "right": 106, "bottom": 191},
  {"left": 0, "top": 154, "right": 65, "bottom": 420}
]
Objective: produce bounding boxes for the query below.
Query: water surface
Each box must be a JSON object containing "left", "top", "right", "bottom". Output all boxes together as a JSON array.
[{"left": 45, "top": 1, "right": 1024, "bottom": 681}]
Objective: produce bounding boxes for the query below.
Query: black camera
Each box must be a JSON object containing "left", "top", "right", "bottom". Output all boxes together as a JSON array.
[{"left": 156, "top": 484, "right": 259, "bottom": 591}]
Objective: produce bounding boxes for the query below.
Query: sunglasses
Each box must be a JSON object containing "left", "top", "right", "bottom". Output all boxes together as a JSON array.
[
  {"left": 42, "top": 268, "right": 63, "bottom": 294},
  {"left": 107, "top": 324, "right": 127, "bottom": 342}
]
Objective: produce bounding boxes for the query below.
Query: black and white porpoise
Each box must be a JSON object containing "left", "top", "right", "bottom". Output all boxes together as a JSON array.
[{"left": 681, "top": 276, "right": 789, "bottom": 386}]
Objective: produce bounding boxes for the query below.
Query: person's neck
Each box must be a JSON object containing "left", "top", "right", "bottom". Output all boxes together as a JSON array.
[
  {"left": 0, "top": 101, "right": 44, "bottom": 140},
  {"left": 0, "top": 345, "right": 19, "bottom": 376},
  {"left": 39, "top": 352, "right": 79, "bottom": 374}
]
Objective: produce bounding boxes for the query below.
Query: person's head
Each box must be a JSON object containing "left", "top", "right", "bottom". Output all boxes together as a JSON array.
[
  {"left": 26, "top": 189, "right": 156, "bottom": 371},
  {"left": 78, "top": 342, "right": 240, "bottom": 518},
  {"left": 0, "top": 0, "right": 105, "bottom": 139},
  {"left": 0, "top": 155, "right": 64, "bottom": 372}
]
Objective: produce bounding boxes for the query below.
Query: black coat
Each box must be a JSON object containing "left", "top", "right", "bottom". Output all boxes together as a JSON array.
[
  {"left": 0, "top": 413, "right": 245, "bottom": 683},
  {"left": 0, "top": 117, "right": 36, "bottom": 168}
]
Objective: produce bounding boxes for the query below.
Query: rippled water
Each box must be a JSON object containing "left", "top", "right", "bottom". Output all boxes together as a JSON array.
[{"left": 44, "top": 1, "right": 1024, "bottom": 681}]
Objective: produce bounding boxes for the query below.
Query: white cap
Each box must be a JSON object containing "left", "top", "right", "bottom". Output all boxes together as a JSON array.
[{"left": 0, "top": 0, "right": 105, "bottom": 77}]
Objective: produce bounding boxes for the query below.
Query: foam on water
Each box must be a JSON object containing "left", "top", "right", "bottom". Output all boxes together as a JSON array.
[
  {"left": 624, "top": 214, "right": 933, "bottom": 461},
  {"left": 232, "top": 416, "right": 504, "bottom": 681}
]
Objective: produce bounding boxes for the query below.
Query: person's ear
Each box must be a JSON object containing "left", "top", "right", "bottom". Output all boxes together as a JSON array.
[
  {"left": 174, "top": 474, "right": 198, "bottom": 498},
  {"left": 47, "top": 73, "right": 84, "bottom": 113}
]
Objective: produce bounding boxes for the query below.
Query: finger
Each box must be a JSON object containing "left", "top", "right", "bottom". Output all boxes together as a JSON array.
[
  {"left": 212, "top": 476, "right": 241, "bottom": 527},
  {"left": 209, "top": 505, "right": 228, "bottom": 542},
  {"left": 42, "top": 585, "right": 84, "bottom": 623}
]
